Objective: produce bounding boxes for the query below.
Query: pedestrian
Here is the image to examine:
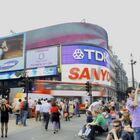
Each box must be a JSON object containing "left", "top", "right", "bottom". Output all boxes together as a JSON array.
[
  {"left": 74, "top": 100, "right": 80, "bottom": 117},
  {"left": 69, "top": 99, "right": 74, "bottom": 118},
  {"left": 126, "top": 87, "right": 140, "bottom": 140},
  {"left": 86, "top": 110, "right": 108, "bottom": 140},
  {"left": 21, "top": 97, "right": 29, "bottom": 126},
  {"left": 28, "top": 97, "right": 34, "bottom": 118},
  {"left": 120, "top": 112, "right": 134, "bottom": 139},
  {"left": 63, "top": 99, "right": 70, "bottom": 121},
  {"left": 50, "top": 102, "right": 60, "bottom": 134},
  {"left": 0, "top": 98, "right": 12, "bottom": 138},
  {"left": 106, "top": 119, "right": 132, "bottom": 140},
  {"left": 13, "top": 99, "right": 22, "bottom": 125},
  {"left": 35, "top": 100, "right": 42, "bottom": 121},
  {"left": 85, "top": 99, "right": 90, "bottom": 109},
  {"left": 78, "top": 110, "right": 93, "bottom": 138},
  {"left": 88, "top": 100, "right": 104, "bottom": 112},
  {"left": 41, "top": 99, "right": 51, "bottom": 130}
]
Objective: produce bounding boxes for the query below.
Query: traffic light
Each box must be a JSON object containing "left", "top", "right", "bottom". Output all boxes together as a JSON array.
[
  {"left": 5, "top": 88, "right": 10, "bottom": 94},
  {"left": 0, "top": 87, "right": 3, "bottom": 95},
  {"left": 28, "top": 79, "right": 33, "bottom": 92},
  {"left": 85, "top": 81, "right": 92, "bottom": 93},
  {"left": 0, "top": 87, "right": 10, "bottom": 99},
  {"left": 18, "top": 77, "right": 33, "bottom": 92},
  {"left": 18, "top": 77, "right": 26, "bottom": 87}
]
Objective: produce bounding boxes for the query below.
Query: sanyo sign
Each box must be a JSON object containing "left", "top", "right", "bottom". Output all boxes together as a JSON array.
[{"left": 62, "top": 65, "right": 111, "bottom": 85}]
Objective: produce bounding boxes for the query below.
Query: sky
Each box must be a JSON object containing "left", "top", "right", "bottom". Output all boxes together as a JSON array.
[{"left": 0, "top": 0, "right": 140, "bottom": 82}]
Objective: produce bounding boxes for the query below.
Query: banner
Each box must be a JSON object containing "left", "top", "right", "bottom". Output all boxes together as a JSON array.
[
  {"left": 26, "top": 67, "right": 57, "bottom": 77},
  {"left": 0, "top": 34, "right": 25, "bottom": 72},
  {"left": 0, "top": 70, "right": 24, "bottom": 80},
  {"left": 26, "top": 46, "right": 58, "bottom": 68},
  {"left": 62, "top": 45, "right": 110, "bottom": 67},
  {"left": 62, "top": 64, "right": 111, "bottom": 86}
]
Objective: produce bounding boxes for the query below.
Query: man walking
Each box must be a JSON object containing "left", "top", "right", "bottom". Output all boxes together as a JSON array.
[
  {"left": 126, "top": 87, "right": 140, "bottom": 140},
  {"left": 41, "top": 99, "right": 51, "bottom": 130},
  {"left": 22, "top": 97, "right": 29, "bottom": 126}
]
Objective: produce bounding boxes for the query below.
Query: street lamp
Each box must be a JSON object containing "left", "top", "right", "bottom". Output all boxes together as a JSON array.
[{"left": 130, "top": 53, "right": 136, "bottom": 88}]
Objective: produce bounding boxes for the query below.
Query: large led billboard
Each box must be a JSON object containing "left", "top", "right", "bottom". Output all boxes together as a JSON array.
[
  {"left": 0, "top": 34, "right": 25, "bottom": 72},
  {"left": 0, "top": 70, "right": 24, "bottom": 80},
  {"left": 26, "top": 67, "right": 57, "bottom": 77},
  {"left": 61, "top": 44, "right": 111, "bottom": 85},
  {"left": 26, "top": 46, "right": 58, "bottom": 69},
  {"left": 62, "top": 44, "right": 109, "bottom": 67}
]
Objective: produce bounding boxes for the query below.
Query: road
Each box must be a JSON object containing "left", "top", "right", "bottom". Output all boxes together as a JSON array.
[{"left": 6, "top": 114, "right": 106, "bottom": 140}]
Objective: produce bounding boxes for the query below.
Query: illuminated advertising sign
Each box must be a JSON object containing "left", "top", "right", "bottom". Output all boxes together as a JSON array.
[
  {"left": 62, "top": 64, "right": 111, "bottom": 85},
  {"left": 62, "top": 45, "right": 110, "bottom": 67},
  {"left": 26, "top": 46, "right": 58, "bottom": 68},
  {"left": 26, "top": 67, "right": 57, "bottom": 77},
  {"left": 0, "top": 34, "right": 24, "bottom": 72},
  {"left": 0, "top": 70, "right": 23, "bottom": 80},
  {"left": 61, "top": 45, "right": 111, "bottom": 85},
  {"left": 0, "top": 67, "right": 57, "bottom": 79}
]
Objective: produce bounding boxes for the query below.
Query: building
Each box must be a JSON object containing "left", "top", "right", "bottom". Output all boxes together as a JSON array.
[
  {"left": 113, "top": 55, "right": 128, "bottom": 100},
  {"left": 0, "top": 22, "right": 127, "bottom": 102}
]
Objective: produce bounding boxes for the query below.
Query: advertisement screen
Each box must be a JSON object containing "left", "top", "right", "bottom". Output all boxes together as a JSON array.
[
  {"left": 26, "top": 46, "right": 58, "bottom": 68},
  {"left": 62, "top": 45, "right": 110, "bottom": 67},
  {"left": 0, "top": 34, "right": 24, "bottom": 72},
  {"left": 61, "top": 45, "right": 111, "bottom": 85},
  {"left": 26, "top": 67, "right": 57, "bottom": 77},
  {"left": 0, "top": 70, "right": 24, "bottom": 80},
  {"left": 62, "top": 64, "right": 111, "bottom": 85}
]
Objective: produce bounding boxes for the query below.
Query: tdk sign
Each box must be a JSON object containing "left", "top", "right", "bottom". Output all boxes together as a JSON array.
[
  {"left": 62, "top": 45, "right": 110, "bottom": 67},
  {"left": 0, "top": 60, "right": 18, "bottom": 70},
  {"left": 73, "top": 49, "right": 84, "bottom": 59},
  {"left": 73, "top": 49, "right": 109, "bottom": 62}
]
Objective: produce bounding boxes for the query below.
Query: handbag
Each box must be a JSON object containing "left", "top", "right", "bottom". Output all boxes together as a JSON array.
[{"left": 64, "top": 112, "right": 68, "bottom": 117}]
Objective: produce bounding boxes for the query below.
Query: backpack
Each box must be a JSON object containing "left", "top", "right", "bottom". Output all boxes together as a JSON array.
[
  {"left": 20, "top": 101, "right": 28, "bottom": 110},
  {"left": 23, "top": 101, "right": 28, "bottom": 110},
  {"left": 20, "top": 101, "right": 25, "bottom": 110}
]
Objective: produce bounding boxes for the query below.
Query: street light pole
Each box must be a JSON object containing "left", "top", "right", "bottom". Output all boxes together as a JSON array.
[{"left": 130, "top": 53, "right": 136, "bottom": 88}]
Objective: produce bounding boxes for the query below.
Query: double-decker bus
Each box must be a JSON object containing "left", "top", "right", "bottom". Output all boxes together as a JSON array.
[{"left": 32, "top": 80, "right": 111, "bottom": 111}]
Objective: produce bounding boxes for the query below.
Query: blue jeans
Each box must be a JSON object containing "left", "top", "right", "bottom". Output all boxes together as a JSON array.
[
  {"left": 16, "top": 114, "right": 21, "bottom": 125},
  {"left": 134, "top": 127, "right": 140, "bottom": 140},
  {"left": 22, "top": 110, "right": 28, "bottom": 126}
]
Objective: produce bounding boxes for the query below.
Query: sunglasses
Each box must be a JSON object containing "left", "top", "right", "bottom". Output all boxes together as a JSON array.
[{"left": 113, "top": 125, "right": 120, "bottom": 127}]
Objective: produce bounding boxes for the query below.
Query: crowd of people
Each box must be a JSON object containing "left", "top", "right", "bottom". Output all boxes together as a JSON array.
[
  {"left": 78, "top": 86, "right": 140, "bottom": 140},
  {"left": 0, "top": 86, "right": 140, "bottom": 140},
  {"left": 0, "top": 96, "right": 82, "bottom": 138}
]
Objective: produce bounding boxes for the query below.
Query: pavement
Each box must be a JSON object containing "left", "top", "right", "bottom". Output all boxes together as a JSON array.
[{"left": 4, "top": 114, "right": 107, "bottom": 140}]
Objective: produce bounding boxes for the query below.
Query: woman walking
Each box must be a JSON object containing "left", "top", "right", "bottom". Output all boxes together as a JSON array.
[
  {"left": 0, "top": 98, "right": 12, "bottom": 138},
  {"left": 50, "top": 102, "right": 60, "bottom": 134}
]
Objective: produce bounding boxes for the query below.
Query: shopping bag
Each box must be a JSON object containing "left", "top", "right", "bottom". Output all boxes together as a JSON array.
[{"left": 84, "top": 127, "right": 91, "bottom": 136}]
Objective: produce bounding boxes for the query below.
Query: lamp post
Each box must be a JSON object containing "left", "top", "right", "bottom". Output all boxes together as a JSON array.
[{"left": 130, "top": 53, "right": 136, "bottom": 88}]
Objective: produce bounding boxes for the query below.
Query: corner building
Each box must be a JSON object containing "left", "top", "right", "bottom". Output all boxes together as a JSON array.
[{"left": 0, "top": 22, "right": 123, "bottom": 101}]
